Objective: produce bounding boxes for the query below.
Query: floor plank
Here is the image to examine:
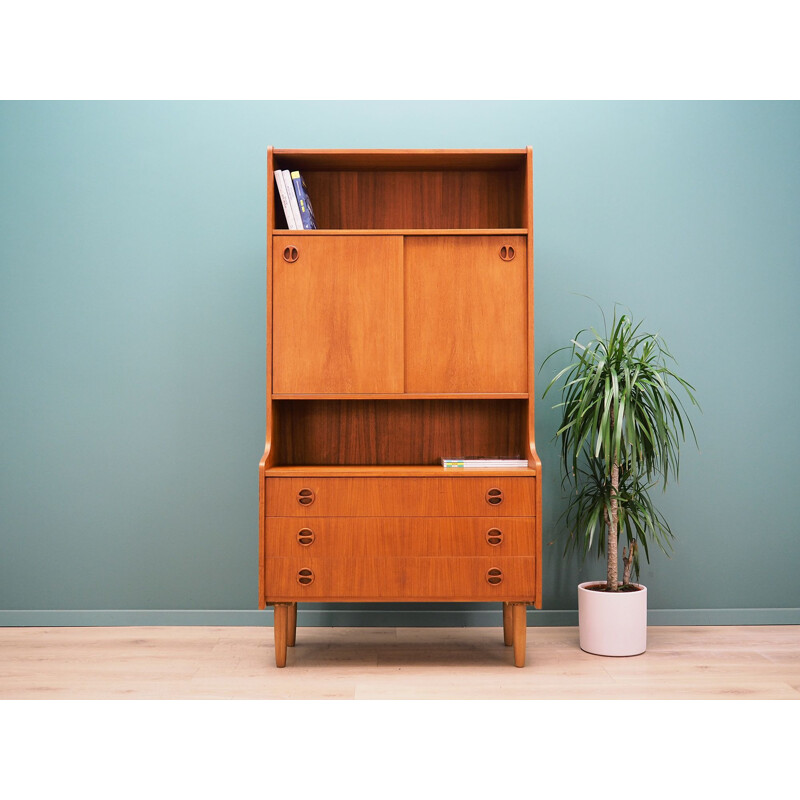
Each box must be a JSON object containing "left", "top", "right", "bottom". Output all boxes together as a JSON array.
[{"left": 0, "top": 625, "right": 798, "bottom": 700}]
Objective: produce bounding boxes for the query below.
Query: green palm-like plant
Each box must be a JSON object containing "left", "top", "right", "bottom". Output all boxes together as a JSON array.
[{"left": 542, "top": 306, "right": 699, "bottom": 591}]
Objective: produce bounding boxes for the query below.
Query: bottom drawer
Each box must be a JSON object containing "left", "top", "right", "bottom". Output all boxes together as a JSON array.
[{"left": 264, "top": 557, "right": 536, "bottom": 602}]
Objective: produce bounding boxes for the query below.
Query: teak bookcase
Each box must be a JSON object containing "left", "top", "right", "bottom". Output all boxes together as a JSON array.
[{"left": 259, "top": 148, "right": 542, "bottom": 667}]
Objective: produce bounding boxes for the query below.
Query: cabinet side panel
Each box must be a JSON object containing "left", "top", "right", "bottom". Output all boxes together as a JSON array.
[
  {"left": 525, "top": 146, "right": 542, "bottom": 607},
  {"left": 260, "top": 146, "right": 275, "bottom": 608}
]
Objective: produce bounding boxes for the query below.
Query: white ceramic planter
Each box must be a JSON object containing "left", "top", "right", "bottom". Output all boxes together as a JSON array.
[{"left": 578, "top": 581, "right": 647, "bottom": 656}]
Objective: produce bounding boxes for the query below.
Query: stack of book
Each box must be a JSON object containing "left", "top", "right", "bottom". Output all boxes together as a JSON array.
[
  {"left": 441, "top": 458, "right": 529, "bottom": 469},
  {"left": 274, "top": 169, "right": 317, "bottom": 230}
]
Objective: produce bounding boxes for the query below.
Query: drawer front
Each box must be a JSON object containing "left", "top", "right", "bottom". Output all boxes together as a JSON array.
[
  {"left": 265, "top": 477, "right": 536, "bottom": 517},
  {"left": 265, "top": 517, "right": 536, "bottom": 557},
  {"left": 264, "top": 556, "right": 536, "bottom": 601}
]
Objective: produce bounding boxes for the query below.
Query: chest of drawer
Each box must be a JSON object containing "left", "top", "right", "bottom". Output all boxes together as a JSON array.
[
  {"left": 265, "top": 517, "right": 536, "bottom": 557},
  {"left": 264, "top": 477, "right": 536, "bottom": 517}
]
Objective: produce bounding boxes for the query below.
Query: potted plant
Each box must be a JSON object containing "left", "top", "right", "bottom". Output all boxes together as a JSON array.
[{"left": 543, "top": 305, "right": 699, "bottom": 656}]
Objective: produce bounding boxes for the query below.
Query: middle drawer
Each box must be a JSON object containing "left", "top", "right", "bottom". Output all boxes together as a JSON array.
[{"left": 265, "top": 517, "right": 536, "bottom": 558}]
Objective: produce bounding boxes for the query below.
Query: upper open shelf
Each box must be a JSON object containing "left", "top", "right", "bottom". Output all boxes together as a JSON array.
[
  {"left": 270, "top": 148, "right": 530, "bottom": 231},
  {"left": 272, "top": 148, "right": 528, "bottom": 171}
]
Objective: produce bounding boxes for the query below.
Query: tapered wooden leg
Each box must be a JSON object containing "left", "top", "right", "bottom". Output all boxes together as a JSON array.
[
  {"left": 274, "top": 604, "right": 288, "bottom": 668},
  {"left": 287, "top": 603, "right": 297, "bottom": 647},
  {"left": 511, "top": 603, "right": 527, "bottom": 668},
  {"left": 502, "top": 602, "right": 513, "bottom": 646}
]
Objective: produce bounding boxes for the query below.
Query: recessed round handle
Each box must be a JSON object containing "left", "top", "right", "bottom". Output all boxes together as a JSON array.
[
  {"left": 486, "top": 528, "right": 504, "bottom": 546},
  {"left": 486, "top": 568, "right": 504, "bottom": 585},
  {"left": 296, "top": 568, "right": 314, "bottom": 586},
  {"left": 283, "top": 245, "right": 299, "bottom": 263},
  {"left": 499, "top": 245, "right": 516, "bottom": 262},
  {"left": 297, "top": 488, "right": 315, "bottom": 506},
  {"left": 486, "top": 488, "right": 504, "bottom": 505},
  {"left": 297, "top": 528, "right": 315, "bottom": 546}
]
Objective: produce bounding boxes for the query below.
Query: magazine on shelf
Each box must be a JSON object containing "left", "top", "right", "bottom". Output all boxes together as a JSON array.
[{"left": 441, "top": 458, "right": 529, "bottom": 469}]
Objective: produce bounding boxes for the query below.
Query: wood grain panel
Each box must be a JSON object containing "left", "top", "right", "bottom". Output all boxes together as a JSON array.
[
  {"left": 264, "top": 556, "right": 537, "bottom": 601},
  {"left": 264, "top": 477, "right": 536, "bottom": 517},
  {"left": 405, "top": 236, "right": 528, "bottom": 393},
  {"left": 274, "top": 399, "right": 526, "bottom": 465},
  {"left": 265, "top": 517, "right": 536, "bottom": 557},
  {"left": 285, "top": 171, "right": 524, "bottom": 229},
  {"left": 524, "top": 146, "right": 543, "bottom": 609},
  {"left": 272, "top": 235, "right": 404, "bottom": 393}
]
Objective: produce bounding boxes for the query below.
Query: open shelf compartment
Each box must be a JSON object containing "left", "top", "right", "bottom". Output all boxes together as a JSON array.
[
  {"left": 272, "top": 399, "right": 529, "bottom": 468},
  {"left": 271, "top": 149, "right": 528, "bottom": 231}
]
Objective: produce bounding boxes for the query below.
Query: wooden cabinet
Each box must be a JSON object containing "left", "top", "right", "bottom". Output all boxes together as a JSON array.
[{"left": 259, "top": 148, "right": 542, "bottom": 668}]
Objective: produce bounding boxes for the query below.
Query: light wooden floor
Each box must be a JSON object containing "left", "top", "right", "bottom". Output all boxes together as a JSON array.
[{"left": 1, "top": 625, "right": 798, "bottom": 699}]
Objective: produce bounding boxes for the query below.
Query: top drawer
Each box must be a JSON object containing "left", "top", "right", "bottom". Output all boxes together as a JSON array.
[{"left": 265, "top": 477, "right": 536, "bottom": 517}]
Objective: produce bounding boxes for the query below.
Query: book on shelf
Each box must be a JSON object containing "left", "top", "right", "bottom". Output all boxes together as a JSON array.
[
  {"left": 274, "top": 170, "right": 300, "bottom": 230},
  {"left": 281, "top": 169, "right": 304, "bottom": 229},
  {"left": 291, "top": 170, "right": 318, "bottom": 230},
  {"left": 441, "top": 458, "right": 529, "bottom": 469}
]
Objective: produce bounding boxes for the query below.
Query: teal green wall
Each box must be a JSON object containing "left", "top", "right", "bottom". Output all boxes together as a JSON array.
[{"left": 2, "top": 101, "right": 799, "bottom": 625}]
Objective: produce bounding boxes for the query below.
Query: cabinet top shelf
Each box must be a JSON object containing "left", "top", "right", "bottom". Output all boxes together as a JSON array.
[{"left": 271, "top": 148, "right": 529, "bottom": 171}]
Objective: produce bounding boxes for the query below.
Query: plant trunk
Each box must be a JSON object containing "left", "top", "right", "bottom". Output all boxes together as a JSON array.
[
  {"left": 607, "top": 459, "right": 619, "bottom": 591},
  {"left": 623, "top": 540, "right": 637, "bottom": 585}
]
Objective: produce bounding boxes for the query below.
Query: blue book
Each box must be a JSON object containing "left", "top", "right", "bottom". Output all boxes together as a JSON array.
[{"left": 290, "top": 170, "right": 318, "bottom": 230}]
